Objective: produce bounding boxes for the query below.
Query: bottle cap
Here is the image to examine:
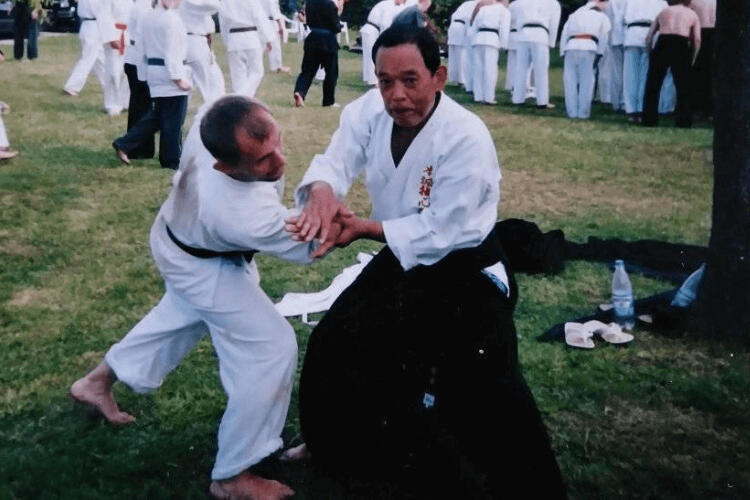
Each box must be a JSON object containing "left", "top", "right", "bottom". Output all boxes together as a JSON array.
[{"left": 615, "top": 259, "right": 624, "bottom": 266}]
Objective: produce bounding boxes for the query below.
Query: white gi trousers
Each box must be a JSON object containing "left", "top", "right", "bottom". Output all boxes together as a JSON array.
[
  {"left": 187, "top": 35, "right": 225, "bottom": 103},
  {"left": 462, "top": 44, "right": 474, "bottom": 91},
  {"left": 659, "top": 70, "right": 676, "bottom": 114},
  {"left": 103, "top": 45, "right": 129, "bottom": 114},
  {"left": 623, "top": 45, "right": 648, "bottom": 114},
  {"left": 105, "top": 258, "right": 298, "bottom": 481},
  {"left": 268, "top": 33, "right": 283, "bottom": 71},
  {"left": 227, "top": 48, "right": 264, "bottom": 97},
  {"left": 448, "top": 44, "right": 462, "bottom": 83},
  {"left": 563, "top": 49, "right": 596, "bottom": 119},
  {"left": 505, "top": 48, "right": 515, "bottom": 90},
  {"left": 609, "top": 44, "right": 624, "bottom": 111},
  {"left": 597, "top": 48, "right": 612, "bottom": 104},
  {"left": 513, "top": 41, "right": 549, "bottom": 105},
  {"left": 472, "top": 44, "right": 499, "bottom": 103},
  {"left": 0, "top": 115, "right": 8, "bottom": 148},
  {"left": 63, "top": 25, "right": 106, "bottom": 94},
  {"left": 361, "top": 28, "right": 378, "bottom": 84}
]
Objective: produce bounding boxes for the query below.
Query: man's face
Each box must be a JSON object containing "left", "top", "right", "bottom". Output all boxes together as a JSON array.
[
  {"left": 230, "top": 112, "right": 285, "bottom": 182},
  {"left": 375, "top": 43, "right": 447, "bottom": 128}
]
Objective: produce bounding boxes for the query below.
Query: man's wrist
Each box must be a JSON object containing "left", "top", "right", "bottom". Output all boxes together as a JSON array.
[{"left": 360, "top": 219, "right": 384, "bottom": 242}]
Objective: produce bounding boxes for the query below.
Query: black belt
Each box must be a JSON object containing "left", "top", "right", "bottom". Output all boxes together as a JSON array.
[
  {"left": 454, "top": 19, "right": 465, "bottom": 24},
  {"left": 627, "top": 21, "right": 651, "bottom": 28},
  {"left": 147, "top": 58, "right": 187, "bottom": 65},
  {"left": 365, "top": 20, "right": 380, "bottom": 31},
  {"left": 229, "top": 26, "right": 257, "bottom": 33},
  {"left": 129, "top": 39, "right": 135, "bottom": 45},
  {"left": 522, "top": 23, "right": 549, "bottom": 33},
  {"left": 510, "top": 28, "right": 517, "bottom": 32},
  {"left": 569, "top": 34, "right": 599, "bottom": 44},
  {"left": 80, "top": 17, "right": 96, "bottom": 21},
  {"left": 478, "top": 27, "right": 499, "bottom": 35},
  {"left": 166, "top": 225, "right": 256, "bottom": 262},
  {"left": 187, "top": 32, "right": 209, "bottom": 36},
  {"left": 268, "top": 16, "right": 274, "bottom": 20}
]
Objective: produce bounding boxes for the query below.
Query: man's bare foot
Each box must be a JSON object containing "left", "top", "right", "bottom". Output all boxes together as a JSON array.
[
  {"left": 62, "top": 87, "right": 79, "bottom": 97},
  {"left": 112, "top": 142, "right": 131, "bottom": 165},
  {"left": 209, "top": 471, "right": 294, "bottom": 500},
  {"left": 69, "top": 362, "right": 134, "bottom": 425},
  {"left": 276, "top": 66, "right": 291, "bottom": 74},
  {"left": 278, "top": 443, "right": 309, "bottom": 462},
  {"left": 293, "top": 92, "right": 304, "bottom": 108}
]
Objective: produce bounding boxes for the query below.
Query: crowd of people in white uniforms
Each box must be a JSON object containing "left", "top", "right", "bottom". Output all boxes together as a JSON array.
[{"left": 441, "top": 0, "right": 714, "bottom": 123}]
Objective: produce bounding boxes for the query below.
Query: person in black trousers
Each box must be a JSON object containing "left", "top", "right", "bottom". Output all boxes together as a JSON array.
[
  {"left": 12, "top": 0, "right": 41, "bottom": 60},
  {"left": 292, "top": 0, "right": 341, "bottom": 107},
  {"left": 642, "top": 0, "right": 701, "bottom": 128}
]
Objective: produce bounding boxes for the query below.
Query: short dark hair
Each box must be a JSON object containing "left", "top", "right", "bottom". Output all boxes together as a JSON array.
[
  {"left": 200, "top": 95, "right": 271, "bottom": 166},
  {"left": 371, "top": 25, "right": 441, "bottom": 75}
]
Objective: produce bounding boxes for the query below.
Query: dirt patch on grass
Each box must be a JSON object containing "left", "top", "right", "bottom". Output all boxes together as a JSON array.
[{"left": 7, "top": 288, "right": 52, "bottom": 307}]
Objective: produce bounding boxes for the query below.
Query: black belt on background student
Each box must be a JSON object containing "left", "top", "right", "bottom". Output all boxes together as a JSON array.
[
  {"left": 147, "top": 58, "right": 187, "bottom": 65},
  {"left": 627, "top": 21, "right": 651, "bottom": 28},
  {"left": 454, "top": 19, "right": 465, "bottom": 24},
  {"left": 166, "top": 225, "right": 256, "bottom": 262},
  {"left": 365, "top": 20, "right": 380, "bottom": 31},
  {"left": 80, "top": 17, "right": 96, "bottom": 21},
  {"left": 229, "top": 26, "right": 257, "bottom": 33},
  {"left": 187, "top": 32, "right": 209, "bottom": 37},
  {"left": 522, "top": 23, "right": 549, "bottom": 33},
  {"left": 478, "top": 27, "right": 499, "bottom": 35}
]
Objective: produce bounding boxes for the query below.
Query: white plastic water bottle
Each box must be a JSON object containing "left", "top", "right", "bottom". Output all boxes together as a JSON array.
[
  {"left": 671, "top": 263, "right": 706, "bottom": 308},
  {"left": 612, "top": 259, "right": 635, "bottom": 330}
]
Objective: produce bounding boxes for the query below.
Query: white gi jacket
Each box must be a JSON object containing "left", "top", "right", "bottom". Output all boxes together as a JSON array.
[
  {"left": 140, "top": 7, "right": 189, "bottom": 97},
  {"left": 123, "top": 0, "right": 151, "bottom": 70},
  {"left": 447, "top": 0, "right": 477, "bottom": 46},
  {"left": 361, "top": 0, "right": 390, "bottom": 37},
  {"left": 297, "top": 90, "right": 502, "bottom": 272},
  {"left": 560, "top": 3, "right": 611, "bottom": 56},
  {"left": 607, "top": 0, "right": 627, "bottom": 46},
  {"left": 622, "top": 0, "right": 666, "bottom": 47},
  {"left": 508, "top": 0, "right": 522, "bottom": 50},
  {"left": 76, "top": 0, "right": 118, "bottom": 46},
  {"left": 515, "top": 0, "right": 561, "bottom": 47},
  {"left": 180, "top": 0, "right": 219, "bottom": 36},
  {"left": 470, "top": 2, "right": 511, "bottom": 49},
  {"left": 219, "top": 0, "right": 274, "bottom": 52}
]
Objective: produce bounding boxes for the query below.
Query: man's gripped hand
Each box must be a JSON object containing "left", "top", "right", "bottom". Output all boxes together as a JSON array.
[{"left": 285, "top": 182, "right": 352, "bottom": 244}]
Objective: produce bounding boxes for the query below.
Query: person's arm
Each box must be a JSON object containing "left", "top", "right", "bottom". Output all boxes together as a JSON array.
[
  {"left": 325, "top": 0, "right": 342, "bottom": 33},
  {"left": 549, "top": 0, "right": 561, "bottom": 47},
  {"left": 644, "top": 17, "right": 659, "bottom": 53},
  {"left": 165, "top": 15, "right": 191, "bottom": 89},
  {"left": 690, "top": 16, "right": 701, "bottom": 65},
  {"left": 559, "top": 18, "right": 569, "bottom": 56}
]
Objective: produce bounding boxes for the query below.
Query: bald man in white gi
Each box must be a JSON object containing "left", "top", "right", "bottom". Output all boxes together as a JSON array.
[
  {"left": 446, "top": 0, "right": 476, "bottom": 85},
  {"left": 72, "top": 95, "right": 323, "bottom": 500},
  {"left": 102, "top": 0, "right": 132, "bottom": 115},
  {"left": 469, "top": 0, "right": 510, "bottom": 104},
  {"left": 219, "top": 0, "right": 275, "bottom": 96},
  {"left": 511, "top": 0, "right": 560, "bottom": 108},
  {"left": 622, "top": 0, "right": 667, "bottom": 121},
  {"left": 560, "top": 0, "right": 610, "bottom": 118},
  {"left": 180, "top": 0, "right": 226, "bottom": 102},
  {"left": 62, "top": 0, "right": 117, "bottom": 99}
]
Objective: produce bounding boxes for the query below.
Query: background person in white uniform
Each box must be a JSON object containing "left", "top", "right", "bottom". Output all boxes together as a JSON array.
[
  {"left": 560, "top": 0, "right": 611, "bottom": 118},
  {"left": 180, "top": 0, "right": 226, "bottom": 103},
  {"left": 511, "top": 0, "right": 560, "bottom": 108},
  {"left": 71, "top": 95, "right": 323, "bottom": 500},
  {"left": 219, "top": 0, "right": 275, "bottom": 96},
  {"left": 102, "top": 0, "right": 133, "bottom": 115},
  {"left": 469, "top": 0, "right": 510, "bottom": 104}
]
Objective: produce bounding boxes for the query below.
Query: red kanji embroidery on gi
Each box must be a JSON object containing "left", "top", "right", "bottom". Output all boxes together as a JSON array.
[{"left": 418, "top": 165, "right": 433, "bottom": 212}]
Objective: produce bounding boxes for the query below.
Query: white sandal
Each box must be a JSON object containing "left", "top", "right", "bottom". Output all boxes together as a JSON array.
[
  {"left": 583, "top": 320, "right": 634, "bottom": 345},
  {"left": 564, "top": 322, "right": 595, "bottom": 349}
]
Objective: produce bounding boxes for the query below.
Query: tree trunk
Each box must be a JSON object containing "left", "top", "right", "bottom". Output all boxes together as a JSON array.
[{"left": 691, "top": 2, "right": 750, "bottom": 342}]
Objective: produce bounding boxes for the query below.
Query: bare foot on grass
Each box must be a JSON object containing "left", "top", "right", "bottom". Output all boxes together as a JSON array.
[
  {"left": 209, "top": 471, "right": 294, "bottom": 500},
  {"left": 278, "top": 443, "right": 309, "bottom": 462},
  {"left": 69, "top": 362, "right": 134, "bottom": 425}
]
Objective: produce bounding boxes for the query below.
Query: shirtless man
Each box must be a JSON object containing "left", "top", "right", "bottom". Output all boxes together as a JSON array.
[
  {"left": 689, "top": 0, "right": 715, "bottom": 117},
  {"left": 642, "top": 0, "right": 700, "bottom": 127}
]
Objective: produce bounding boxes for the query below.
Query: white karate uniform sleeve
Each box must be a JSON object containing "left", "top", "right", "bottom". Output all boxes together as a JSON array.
[
  {"left": 381, "top": 122, "right": 499, "bottom": 271},
  {"left": 547, "top": 0, "right": 561, "bottom": 47},
  {"left": 94, "top": 0, "right": 119, "bottom": 43},
  {"left": 164, "top": 14, "right": 189, "bottom": 80},
  {"left": 597, "top": 15, "right": 611, "bottom": 54},
  {"left": 499, "top": 6, "right": 511, "bottom": 49},
  {"left": 560, "top": 16, "right": 569, "bottom": 56},
  {"left": 296, "top": 90, "right": 383, "bottom": 202}
]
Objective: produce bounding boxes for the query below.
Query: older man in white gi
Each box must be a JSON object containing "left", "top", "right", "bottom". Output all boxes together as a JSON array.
[
  {"left": 285, "top": 24, "right": 566, "bottom": 498},
  {"left": 180, "top": 0, "right": 226, "bottom": 102},
  {"left": 622, "top": 0, "right": 666, "bottom": 121},
  {"left": 560, "top": 0, "right": 611, "bottom": 118},
  {"left": 71, "top": 95, "right": 320, "bottom": 500},
  {"left": 511, "top": 0, "right": 560, "bottom": 108},
  {"left": 469, "top": 0, "right": 510, "bottom": 104},
  {"left": 220, "top": 0, "right": 275, "bottom": 96},
  {"left": 62, "top": 0, "right": 117, "bottom": 99}
]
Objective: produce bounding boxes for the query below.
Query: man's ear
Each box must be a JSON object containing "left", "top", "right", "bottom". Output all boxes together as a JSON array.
[
  {"left": 213, "top": 160, "right": 234, "bottom": 176},
  {"left": 434, "top": 65, "right": 448, "bottom": 91}
]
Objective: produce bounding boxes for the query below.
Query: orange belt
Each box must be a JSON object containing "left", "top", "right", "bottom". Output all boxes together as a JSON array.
[{"left": 116, "top": 23, "right": 127, "bottom": 55}]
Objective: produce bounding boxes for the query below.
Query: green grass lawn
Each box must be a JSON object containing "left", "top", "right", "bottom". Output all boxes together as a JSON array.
[{"left": 0, "top": 34, "right": 748, "bottom": 499}]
